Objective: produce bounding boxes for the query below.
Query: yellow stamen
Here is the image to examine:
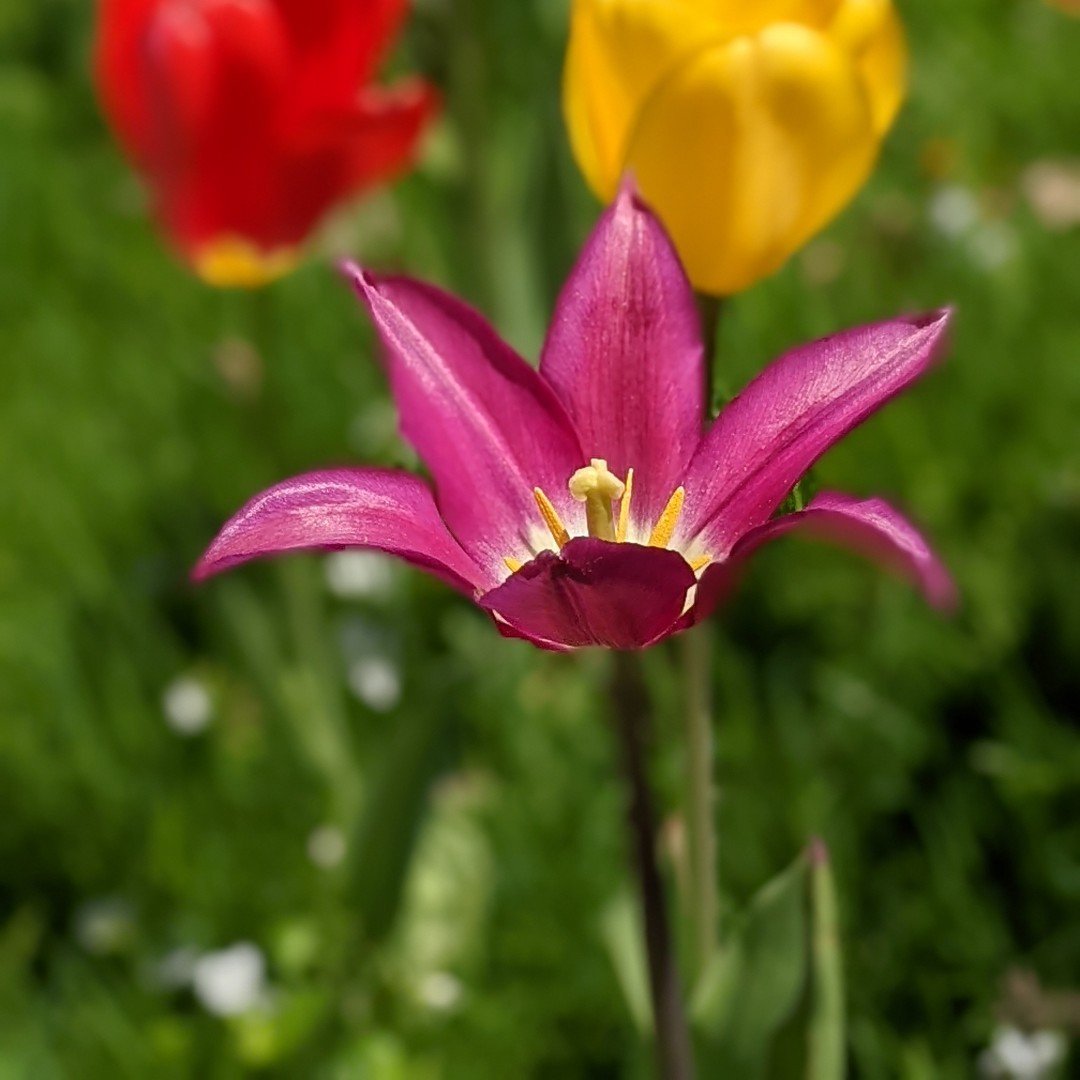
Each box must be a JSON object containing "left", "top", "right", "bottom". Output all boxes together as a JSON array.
[
  {"left": 504, "top": 557, "right": 523, "bottom": 574},
  {"left": 569, "top": 458, "right": 626, "bottom": 542},
  {"left": 533, "top": 487, "right": 570, "bottom": 548},
  {"left": 616, "top": 468, "right": 634, "bottom": 543},
  {"left": 649, "top": 487, "right": 685, "bottom": 548},
  {"left": 689, "top": 554, "right": 711, "bottom": 573}
]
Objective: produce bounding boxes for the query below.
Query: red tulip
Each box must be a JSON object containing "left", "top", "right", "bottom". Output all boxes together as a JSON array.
[{"left": 95, "top": 0, "right": 438, "bottom": 286}]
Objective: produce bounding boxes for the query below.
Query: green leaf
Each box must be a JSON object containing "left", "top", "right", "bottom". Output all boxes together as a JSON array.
[{"left": 692, "top": 854, "right": 810, "bottom": 1076}]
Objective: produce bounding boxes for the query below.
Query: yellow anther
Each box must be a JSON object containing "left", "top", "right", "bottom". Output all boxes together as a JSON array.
[
  {"left": 689, "top": 554, "right": 711, "bottom": 573},
  {"left": 504, "top": 557, "right": 524, "bottom": 574},
  {"left": 616, "top": 468, "right": 634, "bottom": 543},
  {"left": 569, "top": 458, "right": 625, "bottom": 542},
  {"left": 532, "top": 487, "right": 570, "bottom": 548},
  {"left": 648, "top": 487, "right": 686, "bottom": 548}
]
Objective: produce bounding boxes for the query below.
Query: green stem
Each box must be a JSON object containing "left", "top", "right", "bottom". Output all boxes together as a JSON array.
[
  {"left": 696, "top": 294, "right": 723, "bottom": 410},
  {"left": 680, "top": 625, "right": 719, "bottom": 978},
  {"left": 612, "top": 652, "right": 696, "bottom": 1080},
  {"left": 681, "top": 292, "right": 725, "bottom": 977}
]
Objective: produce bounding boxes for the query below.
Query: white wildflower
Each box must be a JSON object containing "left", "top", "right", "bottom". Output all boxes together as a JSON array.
[
  {"left": 348, "top": 656, "right": 402, "bottom": 712},
  {"left": 307, "top": 824, "right": 347, "bottom": 870},
  {"left": 163, "top": 675, "right": 213, "bottom": 735},
  {"left": 979, "top": 1025, "right": 1067, "bottom": 1079},
  {"left": 192, "top": 942, "right": 267, "bottom": 1017}
]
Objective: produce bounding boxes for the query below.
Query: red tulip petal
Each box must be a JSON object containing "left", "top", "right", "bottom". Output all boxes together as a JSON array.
[
  {"left": 278, "top": 79, "right": 438, "bottom": 240},
  {"left": 270, "top": 0, "right": 408, "bottom": 122},
  {"left": 95, "top": 0, "right": 160, "bottom": 162},
  {"left": 142, "top": 0, "right": 291, "bottom": 252}
]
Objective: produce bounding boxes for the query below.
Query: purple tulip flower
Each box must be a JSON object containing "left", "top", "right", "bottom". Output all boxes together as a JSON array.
[{"left": 195, "top": 184, "right": 955, "bottom": 650}]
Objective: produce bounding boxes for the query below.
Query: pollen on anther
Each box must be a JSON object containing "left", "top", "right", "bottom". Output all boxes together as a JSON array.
[
  {"left": 532, "top": 487, "right": 570, "bottom": 548},
  {"left": 689, "top": 554, "right": 710, "bottom": 573},
  {"left": 504, "top": 557, "right": 524, "bottom": 574},
  {"left": 648, "top": 487, "right": 685, "bottom": 548},
  {"left": 616, "top": 468, "right": 634, "bottom": 543}
]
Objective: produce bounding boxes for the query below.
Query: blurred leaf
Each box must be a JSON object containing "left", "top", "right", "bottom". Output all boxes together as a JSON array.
[
  {"left": 692, "top": 853, "right": 809, "bottom": 1076},
  {"left": 347, "top": 700, "right": 450, "bottom": 947},
  {"left": 233, "top": 989, "right": 330, "bottom": 1067},
  {"left": 599, "top": 887, "right": 652, "bottom": 1035}
]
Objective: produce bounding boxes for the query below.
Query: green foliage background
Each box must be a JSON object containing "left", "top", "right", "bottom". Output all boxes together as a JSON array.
[{"left": 1, "top": 0, "right": 1078, "bottom": 1075}]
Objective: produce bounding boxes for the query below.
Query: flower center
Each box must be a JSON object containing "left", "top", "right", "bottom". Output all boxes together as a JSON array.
[
  {"left": 501, "top": 460, "right": 710, "bottom": 575},
  {"left": 568, "top": 458, "right": 625, "bottom": 541}
]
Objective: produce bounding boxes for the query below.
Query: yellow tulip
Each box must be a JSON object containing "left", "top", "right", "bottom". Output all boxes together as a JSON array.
[{"left": 564, "top": 0, "right": 907, "bottom": 295}]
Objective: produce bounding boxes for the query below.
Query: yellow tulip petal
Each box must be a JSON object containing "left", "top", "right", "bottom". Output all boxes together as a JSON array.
[
  {"left": 684, "top": 0, "right": 843, "bottom": 34},
  {"left": 563, "top": 0, "right": 722, "bottom": 198},
  {"left": 828, "top": 0, "right": 907, "bottom": 134},
  {"left": 625, "top": 24, "right": 878, "bottom": 295}
]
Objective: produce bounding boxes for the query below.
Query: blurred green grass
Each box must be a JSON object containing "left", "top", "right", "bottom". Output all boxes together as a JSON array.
[{"left": 1, "top": 0, "right": 1078, "bottom": 1075}]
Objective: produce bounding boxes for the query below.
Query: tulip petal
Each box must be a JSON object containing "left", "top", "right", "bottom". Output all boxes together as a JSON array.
[
  {"left": 479, "top": 539, "right": 697, "bottom": 650},
  {"left": 683, "top": 0, "right": 844, "bottom": 33},
  {"left": 95, "top": 0, "right": 160, "bottom": 163},
  {"left": 563, "top": 0, "right": 721, "bottom": 198},
  {"left": 281, "top": 80, "right": 437, "bottom": 242},
  {"left": 827, "top": 0, "right": 907, "bottom": 134},
  {"left": 140, "top": 0, "right": 291, "bottom": 254},
  {"left": 270, "top": 0, "right": 407, "bottom": 121},
  {"left": 194, "top": 468, "right": 485, "bottom": 594},
  {"left": 347, "top": 269, "right": 585, "bottom": 573},
  {"left": 689, "top": 491, "right": 955, "bottom": 623},
  {"left": 540, "top": 182, "right": 704, "bottom": 536},
  {"left": 336, "top": 80, "right": 439, "bottom": 191},
  {"left": 681, "top": 310, "right": 951, "bottom": 556},
  {"left": 625, "top": 24, "right": 877, "bottom": 294}
]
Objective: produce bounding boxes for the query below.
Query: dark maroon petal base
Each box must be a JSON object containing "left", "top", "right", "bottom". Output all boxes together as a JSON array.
[{"left": 479, "top": 538, "right": 697, "bottom": 651}]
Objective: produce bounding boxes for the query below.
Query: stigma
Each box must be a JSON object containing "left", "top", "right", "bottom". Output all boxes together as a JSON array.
[{"left": 569, "top": 458, "right": 625, "bottom": 541}]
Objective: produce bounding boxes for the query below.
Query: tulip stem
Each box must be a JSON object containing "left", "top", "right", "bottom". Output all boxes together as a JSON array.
[
  {"left": 611, "top": 651, "right": 696, "bottom": 1080},
  {"left": 696, "top": 294, "right": 723, "bottom": 411},
  {"left": 679, "top": 293, "right": 724, "bottom": 980},
  {"left": 680, "top": 624, "right": 719, "bottom": 978}
]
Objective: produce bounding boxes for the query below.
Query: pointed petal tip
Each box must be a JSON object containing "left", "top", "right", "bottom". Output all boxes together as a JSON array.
[
  {"left": 340, "top": 260, "right": 378, "bottom": 298},
  {"left": 190, "top": 542, "right": 246, "bottom": 585},
  {"left": 615, "top": 170, "right": 641, "bottom": 204},
  {"left": 337, "top": 258, "right": 363, "bottom": 282},
  {"left": 909, "top": 305, "right": 954, "bottom": 335},
  {"left": 613, "top": 170, "right": 666, "bottom": 224},
  {"left": 925, "top": 564, "right": 960, "bottom": 614},
  {"left": 909, "top": 305, "right": 955, "bottom": 370},
  {"left": 902, "top": 306, "right": 954, "bottom": 357}
]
